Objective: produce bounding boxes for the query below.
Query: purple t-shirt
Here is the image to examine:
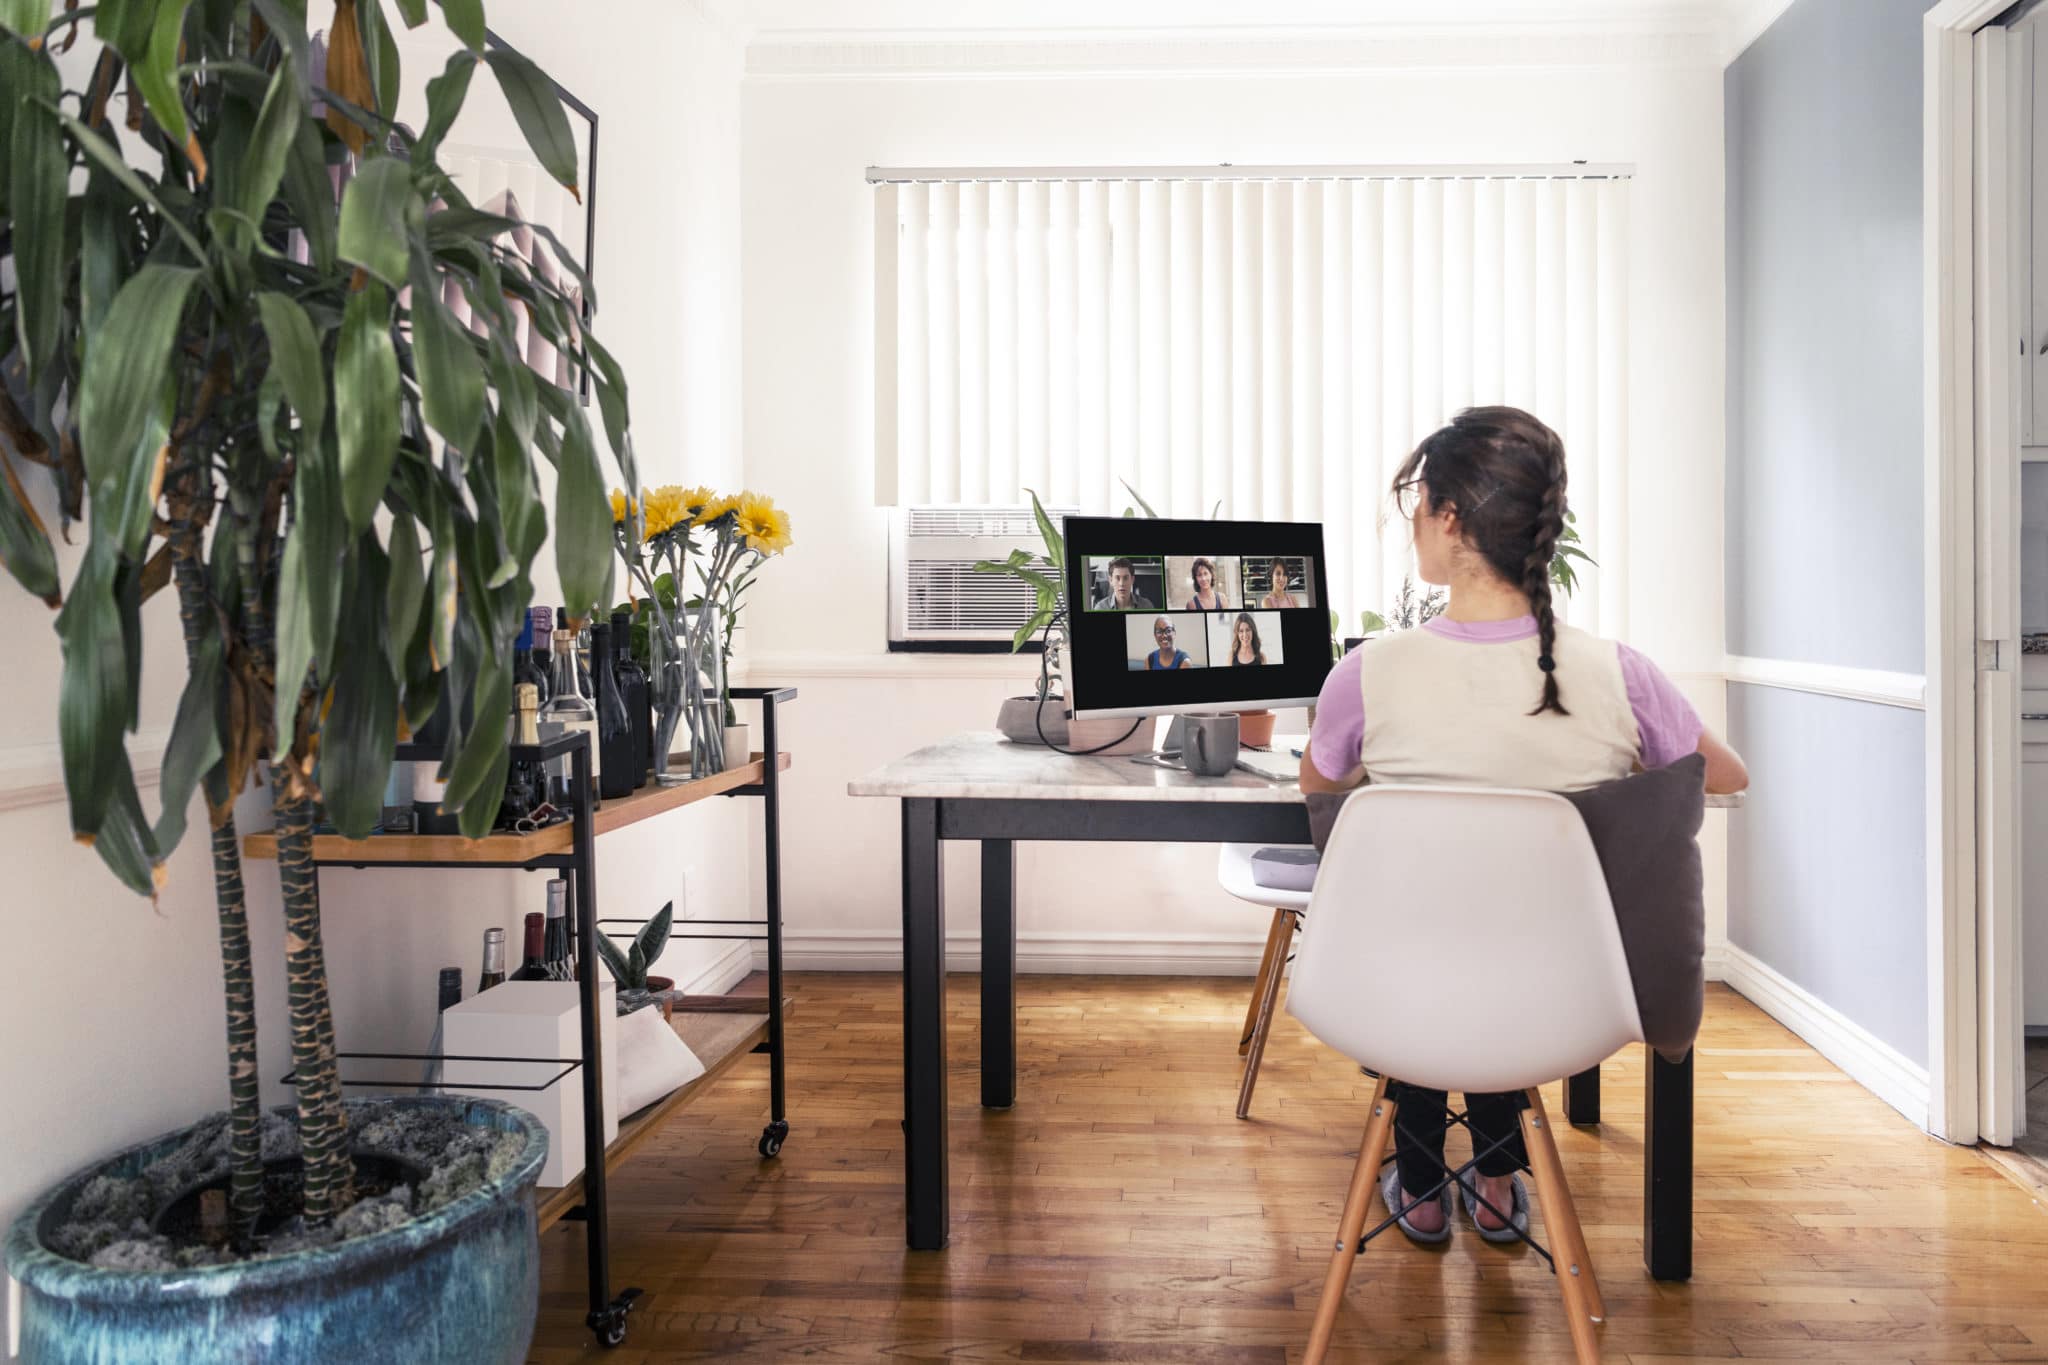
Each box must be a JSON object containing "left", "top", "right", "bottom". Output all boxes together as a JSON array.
[{"left": 1307, "top": 615, "right": 1703, "bottom": 782}]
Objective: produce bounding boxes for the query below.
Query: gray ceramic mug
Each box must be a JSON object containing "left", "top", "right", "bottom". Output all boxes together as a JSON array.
[{"left": 1182, "top": 712, "right": 1240, "bottom": 777}]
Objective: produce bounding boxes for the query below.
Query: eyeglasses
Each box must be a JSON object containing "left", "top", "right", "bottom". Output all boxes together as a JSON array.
[{"left": 1153, "top": 627, "right": 1175, "bottom": 638}]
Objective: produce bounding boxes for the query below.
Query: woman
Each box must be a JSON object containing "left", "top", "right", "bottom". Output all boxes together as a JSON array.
[
  {"left": 1185, "top": 558, "right": 1229, "bottom": 611},
  {"left": 1226, "top": 613, "right": 1266, "bottom": 666},
  {"left": 1145, "top": 618, "right": 1193, "bottom": 670},
  {"left": 1300, "top": 406, "right": 1746, "bottom": 1244},
  {"left": 1259, "top": 559, "right": 1301, "bottom": 609}
]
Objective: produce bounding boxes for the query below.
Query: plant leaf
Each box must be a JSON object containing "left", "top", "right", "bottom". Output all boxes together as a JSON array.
[
  {"left": 154, "top": 629, "right": 224, "bottom": 852},
  {"left": 10, "top": 53, "right": 66, "bottom": 383},
  {"left": 407, "top": 251, "right": 485, "bottom": 452},
  {"left": 553, "top": 408, "right": 609, "bottom": 620},
  {"left": 77, "top": 265, "right": 197, "bottom": 490},
  {"left": 640, "top": 900, "right": 672, "bottom": 965},
  {"left": 626, "top": 941, "right": 646, "bottom": 988},
  {"left": 0, "top": 0, "right": 49, "bottom": 45},
  {"left": 1117, "top": 478, "right": 1159, "bottom": 519},
  {"left": 337, "top": 155, "right": 415, "bottom": 288},
  {"left": 1023, "top": 488, "right": 1065, "bottom": 573},
  {"left": 440, "top": 0, "right": 482, "bottom": 48},
  {"left": 134, "top": 0, "right": 202, "bottom": 177},
  {"left": 1012, "top": 607, "right": 1053, "bottom": 653},
  {"left": 592, "top": 929, "right": 631, "bottom": 986},
  {"left": 53, "top": 108, "right": 207, "bottom": 263},
  {"left": 256, "top": 291, "right": 327, "bottom": 439},
  {"left": 411, "top": 48, "right": 474, "bottom": 169},
  {"left": 0, "top": 450, "right": 61, "bottom": 606},
  {"left": 482, "top": 45, "right": 579, "bottom": 196},
  {"left": 280, "top": 115, "right": 337, "bottom": 272},
  {"left": 230, "top": 57, "right": 301, "bottom": 230},
  {"left": 335, "top": 281, "right": 400, "bottom": 532},
  {"left": 321, "top": 536, "right": 398, "bottom": 837},
  {"left": 384, "top": 510, "right": 425, "bottom": 678},
  {"left": 93, "top": 0, "right": 155, "bottom": 59},
  {"left": 55, "top": 535, "right": 132, "bottom": 837}
]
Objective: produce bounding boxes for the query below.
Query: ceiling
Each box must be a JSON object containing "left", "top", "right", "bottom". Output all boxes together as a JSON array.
[{"left": 712, "top": 0, "right": 1766, "bottom": 42}]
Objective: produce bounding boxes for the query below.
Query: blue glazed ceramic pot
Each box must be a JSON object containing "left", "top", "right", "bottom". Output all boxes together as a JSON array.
[{"left": 5, "top": 1098, "right": 548, "bottom": 1365}]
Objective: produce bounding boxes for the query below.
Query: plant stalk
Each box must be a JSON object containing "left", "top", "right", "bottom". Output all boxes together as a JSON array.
[{"left": 274, "top": 790, "right": 355, "bottom": 1222}]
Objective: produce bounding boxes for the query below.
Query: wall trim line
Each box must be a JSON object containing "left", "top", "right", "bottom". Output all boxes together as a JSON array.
[
  {"left": 1718, "top": 943, "right": 1932, "bottom": 1130},
  {"left": 779, "top": 927, "right": 1271, "bottom": 976},
  {"left": 1724, "top": 655, "right": 1928, "bottom": 710},
  {"left": 0, "top": 729, "right": 171, "bottom": 815},
  {"left": 1720, "top": 0, "right": 1797, "bottom": 65}
]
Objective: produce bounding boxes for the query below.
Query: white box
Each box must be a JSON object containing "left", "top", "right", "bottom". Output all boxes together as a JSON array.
[{"left": 440, "top": 980, "right": 618, "bottom": 1187}]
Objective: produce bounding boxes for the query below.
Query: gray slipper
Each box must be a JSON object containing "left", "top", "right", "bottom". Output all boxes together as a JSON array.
[
  {"left": 1381, "top": 1166, "right": 1453, "bottom": 1246},
  {"left": 1457, "top": 1173, "right": 1530, "bottom": 1244}
]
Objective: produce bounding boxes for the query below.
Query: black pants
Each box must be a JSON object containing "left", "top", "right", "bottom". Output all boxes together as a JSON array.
[{"left": 1386, "top": 1081, "right": 1530, "bottom": 1197}]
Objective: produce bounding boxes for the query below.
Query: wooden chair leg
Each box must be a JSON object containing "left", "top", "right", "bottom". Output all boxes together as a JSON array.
[
  {"left": 1236, "top": 911, "right": 1296, "bottom": 1119},
  {"left": 1240, "top": 909, "right": 1290, "bottom": 1055},
  {"left": 1519, "top": 1088, "right": 1603, "bottom": 1365},
  {"left": 1305, "top": 1075, "right": 1395, "bottom": 1365}
]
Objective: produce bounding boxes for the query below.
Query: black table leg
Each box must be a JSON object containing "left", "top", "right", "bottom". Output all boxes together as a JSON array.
[
  {"left": 1565, "top": 1064, "right": 1601, "bottom": 1125},
  {"left": 1644, "top": 1046, "right": 1694, "bottom": 1281},
  {"left": 901, "top": 799, "right": 949, "bottom": 1250},
  {"left": 981, "top": 839, "right": 1017, "bottom": 1110}
]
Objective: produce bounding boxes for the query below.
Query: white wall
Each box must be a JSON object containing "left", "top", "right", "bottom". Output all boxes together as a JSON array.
[
  {"left": 739, "top": 42, "right": 1731, "bottom": 970},
  {"left": 0, "top": 4, "right": 743, "bottom": 1349}
]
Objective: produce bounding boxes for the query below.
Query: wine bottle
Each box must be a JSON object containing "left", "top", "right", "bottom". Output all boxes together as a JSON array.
[
  {"left": 381, "top": 762, "right": 414, "bottom": 833},
  {"left": 477, "top": 927, "right": 508, "bottom": 993},
  {"left": 413, "top": 761, "right": 461, "bottom": 836},
  {"left": 559, "top": 604, "right": 595, "bottom": 698},
  {"left": 436, "top": 967, "right": 463, "bottom": 1012},
  {"left": 611, "top": 610, "right": 653, "bottom": 788},
  {"left": 499, "top": 683, "right": 547, "bottom": 827},
  {"left": 509, "top": 911, "right": 549, "bottom": 981},
  {"left": 593, "top": 622, "right": 637, "bottom": 800},
  {"left": 538, "top": 621, "right": 601, "bottom": 807},
  {"left": 543, "top": 878, "right": 573, "bottom": 981},
  {"left": 528, "top": 606, "right": 555, "bottom": 707},
  {"left": 511, "top": 612, "right": 545, "bottom": 729}
]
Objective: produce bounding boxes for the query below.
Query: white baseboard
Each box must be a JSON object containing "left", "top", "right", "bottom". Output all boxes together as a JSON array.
[
  {"left": 677, "top": 938, "right": 757, "bottom": 997},
  {"left": 1718, "top": 943, "right": 1931, "bottom": 1127},
  {"left": 1702, "top": 944, "right": 1729, "bottom": 982},
  {"left": 782, "top": 928, "right": 1270, "bottom": 976}
]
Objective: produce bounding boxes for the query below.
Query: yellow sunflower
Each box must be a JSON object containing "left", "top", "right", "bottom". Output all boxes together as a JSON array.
[
  {"left": 641, "top": 485, "right": 689, "bottom": 538},
  {"left": 608, "top": 488, "right": 637, "bottom": 525},
  {"left": 694, "top": 492, "right": 741, "bottom": 528},
  {"left": 676, "top": 485, "right": 717, "bottom": 519},
  {"left": 734, "top": 492, "right": 793, "bottom": 555}
]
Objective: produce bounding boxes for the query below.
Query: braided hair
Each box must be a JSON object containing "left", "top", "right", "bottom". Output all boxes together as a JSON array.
[{"left": 1390, "top": 406, "right": 1572, "bottom": 717}]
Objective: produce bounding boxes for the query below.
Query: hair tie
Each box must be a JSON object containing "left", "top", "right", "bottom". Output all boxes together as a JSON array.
[{"left": 1537, "top": 654, "right": 1556, "bottom": 673}]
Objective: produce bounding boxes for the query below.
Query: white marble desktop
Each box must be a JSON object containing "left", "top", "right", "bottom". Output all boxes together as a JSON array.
[{"left": 849, "top": 730, "right": 1747, "bottom": 808}]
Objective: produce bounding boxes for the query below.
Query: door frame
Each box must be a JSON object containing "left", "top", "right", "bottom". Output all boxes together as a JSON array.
[{"left": 1925, "top": 0, "right": 2029, "bottom": 1147}]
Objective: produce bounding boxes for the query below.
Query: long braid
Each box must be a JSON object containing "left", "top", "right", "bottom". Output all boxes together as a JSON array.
[{"left": 1522, "top": 434, "right": 1569, "bottom": 717}]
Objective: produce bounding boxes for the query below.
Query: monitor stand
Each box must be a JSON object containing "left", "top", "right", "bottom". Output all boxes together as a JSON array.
[{"left": 1158, "top": 715, "right": 1187, "bottom": 759}]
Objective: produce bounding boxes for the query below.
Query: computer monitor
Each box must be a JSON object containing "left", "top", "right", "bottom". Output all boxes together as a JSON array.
[{"left": 1060, "top": 516, "right": 1334, "bottom": 720}]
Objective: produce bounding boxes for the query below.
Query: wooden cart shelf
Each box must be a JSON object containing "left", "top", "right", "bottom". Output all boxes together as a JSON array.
[
  {"left": 534, "top": 998, "right": 792, "bottom": 1233},
  {"left": 239, "top": 752, "right": 791, "bottom": 865}
]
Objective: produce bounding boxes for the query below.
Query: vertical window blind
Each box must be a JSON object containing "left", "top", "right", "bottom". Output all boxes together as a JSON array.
[{"left": 872, "top": 169, "right": 1631, "bottom": 634}]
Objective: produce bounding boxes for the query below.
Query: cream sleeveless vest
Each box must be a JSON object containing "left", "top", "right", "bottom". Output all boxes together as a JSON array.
[{"left": 1355, "top": 621, "right": 1641, "bottom": 792}]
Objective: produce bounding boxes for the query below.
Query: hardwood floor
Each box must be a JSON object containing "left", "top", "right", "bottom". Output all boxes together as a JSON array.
[{"left": 530, "top": 976, "right": 2048, "bottom": 1363}]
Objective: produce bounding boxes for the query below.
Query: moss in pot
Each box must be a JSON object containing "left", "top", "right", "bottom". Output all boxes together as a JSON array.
[{"left": 596, "top": 902, "right": 676, "bottom": 1019}]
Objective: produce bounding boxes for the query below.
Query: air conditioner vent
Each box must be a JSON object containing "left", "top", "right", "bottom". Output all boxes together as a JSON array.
[{"left": 888, "top": 503, "right": 1079, "bottom": 647}]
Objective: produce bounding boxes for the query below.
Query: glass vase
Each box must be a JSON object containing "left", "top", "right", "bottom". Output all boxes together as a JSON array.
[{"left": 649, "top": 606, "right": 724, "bottom": 786}]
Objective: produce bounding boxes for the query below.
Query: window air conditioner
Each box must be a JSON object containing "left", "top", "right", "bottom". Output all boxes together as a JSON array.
[{"left": 887, "top": 504, "right": 1079, "bottom": 650}]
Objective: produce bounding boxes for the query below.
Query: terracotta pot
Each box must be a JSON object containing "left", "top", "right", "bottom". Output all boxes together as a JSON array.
[
  {"left": 645, "top": 975, "right": 676, "bottom": 1021},
  {"left": 1237, "top": 710, "right": 1277, "bottom": 749}
]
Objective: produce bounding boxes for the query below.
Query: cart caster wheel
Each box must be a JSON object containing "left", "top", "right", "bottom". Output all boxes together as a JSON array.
[
  {"left": 758, "top": 1120, "right": 789, "bottom": 1158},
  {"left": 588, "top": 1287, "right": 642, "bottom": 1349}
]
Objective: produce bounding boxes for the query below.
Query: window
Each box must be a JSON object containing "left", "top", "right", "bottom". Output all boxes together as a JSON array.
[{"left": 872, "top": 168, "right": 1631, "bottom": 635}]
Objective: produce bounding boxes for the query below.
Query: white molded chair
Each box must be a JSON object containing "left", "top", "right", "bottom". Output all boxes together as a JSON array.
[
  {"left": 1286, "top": 785, "right": 1644, "bottom": 1365},
  {"left": 1217, "top": 843, "right": 1315, "bottom": 1119}
]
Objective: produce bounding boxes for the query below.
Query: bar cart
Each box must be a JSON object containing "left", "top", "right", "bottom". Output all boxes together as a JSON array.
[{"left": 243, "top": 686, "right": 797, "bottom": 1349}]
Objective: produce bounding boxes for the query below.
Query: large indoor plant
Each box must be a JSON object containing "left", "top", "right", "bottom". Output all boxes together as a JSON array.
[{"left": 0, "top": 0, "right": 633, "bottom": 1357}]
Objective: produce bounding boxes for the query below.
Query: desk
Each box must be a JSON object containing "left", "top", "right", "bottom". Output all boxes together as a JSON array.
[{"left": 850, "top": 732, "right": 1727, "bottom": 1282}]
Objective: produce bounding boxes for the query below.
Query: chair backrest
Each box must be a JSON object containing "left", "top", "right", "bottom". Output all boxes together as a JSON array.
[{"left": 1286, "top": 785, "right": 1644, "bottom": 1093}]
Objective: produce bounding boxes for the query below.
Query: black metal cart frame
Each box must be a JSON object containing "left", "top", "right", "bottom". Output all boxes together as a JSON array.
[{"left": 287, "top": 685, "right": 796, "bottom": 1349}]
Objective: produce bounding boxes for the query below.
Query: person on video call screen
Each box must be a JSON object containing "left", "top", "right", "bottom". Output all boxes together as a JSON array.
[
  {"left": 1145, "top": 618, "right": 1193, "bottom": 670},
  {"left": 1093, "top": 557, "right": 1156, "bottom": 611},
  {"left": 1259, "top": 558, "right": 1303, "bottom": 609}
]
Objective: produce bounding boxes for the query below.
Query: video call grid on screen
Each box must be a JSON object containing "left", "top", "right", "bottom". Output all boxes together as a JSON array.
[{"left": 1062, "top": 517, "right": 1334, "bottom": 718}]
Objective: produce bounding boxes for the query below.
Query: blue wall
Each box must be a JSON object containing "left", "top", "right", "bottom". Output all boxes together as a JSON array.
[{"left": 1724, "top": 0, "right": 1932, "bottom": 1066}]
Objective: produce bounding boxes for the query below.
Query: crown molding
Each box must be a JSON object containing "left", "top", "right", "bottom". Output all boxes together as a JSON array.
[
  {"left": 745, "top": 26, "right": 1723, "bottom": 80},
  {"left": 1719, "top": 0, "right": 1797, "bottom": 65}
]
